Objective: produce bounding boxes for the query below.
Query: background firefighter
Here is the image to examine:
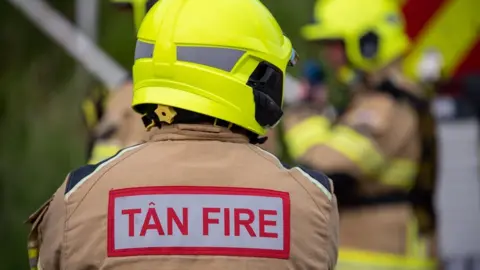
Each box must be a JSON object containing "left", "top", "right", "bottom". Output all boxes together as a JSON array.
[
  {"left": 283, "top": 0, "right": 439, "bottom": 269},
  {"left": 260, "top": 61, "right": 333, "bottom": 161},
  {"left": 81, "top": 0, "right": 158, "bottom": 164}
]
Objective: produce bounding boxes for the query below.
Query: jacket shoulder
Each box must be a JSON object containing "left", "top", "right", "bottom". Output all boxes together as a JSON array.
[
  {"left": 65, "top": 144, "right": 144, "bottom": 196},
  {"left": 249, "top": 145, "right": 333, "bottom": 200},
  {"left": 342, "top": 92, "right": 403, "bottom": 136},
  {"left": 283, "top": 162, "right": 333, "bottom": 200}
]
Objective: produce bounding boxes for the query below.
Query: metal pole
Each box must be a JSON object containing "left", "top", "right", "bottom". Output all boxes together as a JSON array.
[
  {"left": 7, "top": 0, "right": 129, "bottom": 91},
  {"left": 74, "top": 0, "right": 100, "bottom": 93},
  {"left": 75, "top": 0, "right": 99, "bottom": 41}
]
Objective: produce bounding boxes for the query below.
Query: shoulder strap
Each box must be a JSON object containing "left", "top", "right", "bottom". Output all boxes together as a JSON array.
[{"left": 26, "top": 196, "right": 54, "bottom": 270}]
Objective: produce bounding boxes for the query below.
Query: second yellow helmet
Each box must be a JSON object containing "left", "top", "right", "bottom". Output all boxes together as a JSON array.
[{"left": 302, "top": 0, "right": 410, "bottom": 72}]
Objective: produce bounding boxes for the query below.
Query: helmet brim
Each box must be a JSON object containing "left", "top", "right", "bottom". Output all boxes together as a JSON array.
[
  {"left": 301, "top": 23, "right": 343, "bottom": 41},
  {"left": 132, "top": 86, "right": 266, "bottom": 135}
]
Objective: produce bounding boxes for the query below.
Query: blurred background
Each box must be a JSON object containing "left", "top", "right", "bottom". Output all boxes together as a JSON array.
[{"left": 0, "top": 0, "right": 479, "bottom": 269}]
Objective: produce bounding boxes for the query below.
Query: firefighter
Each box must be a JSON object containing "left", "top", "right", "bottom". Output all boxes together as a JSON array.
[
  {"left": 283, "top": 0, "right": 439, "bottom": 269},
  {"left": 26, "top": 0, "right": 339, "bottom": 269},
  {"left": 261, "top": 61, "right": 333, "bottom": 161},
  {"left": 81, "top": 85, "right": 109, "bottom": 159},
  {"left": 82, "top": 0, "right": 158, "bottom": 164},
  {"left": 86, "top": 80, "right": 146, "bottom": 164}
]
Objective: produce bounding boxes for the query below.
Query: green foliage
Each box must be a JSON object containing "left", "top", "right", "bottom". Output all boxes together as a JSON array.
[
  {"left": 0, "top": 1, "right": 316, "bottom": 268},
  {"left": 0, "top": 1, "right": 86, "bottom": 268}
]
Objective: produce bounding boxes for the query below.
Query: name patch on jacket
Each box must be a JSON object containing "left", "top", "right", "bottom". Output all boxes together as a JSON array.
[{"left": 107, "top": 186, "right": 291, "bottom": 259}]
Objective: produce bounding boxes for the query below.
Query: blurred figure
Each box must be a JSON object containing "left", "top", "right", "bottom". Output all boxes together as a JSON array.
[
  {"left": 81, "top": 85, "right": 109, "bottom": 158},
  {"left": 261, "top": 61, "right": 332, "bottom": 161},
  {"left": 298, "top": 60, "right": 329, "bottom": 108},
  {"left": 26, "top": 0, "right": 339, "bottom": 269},
  {"left": 86, "top": 80, "right": 145, "bottom": 164},
  {"left": 284, "top": 0, "right": 439, "bottom": 269},
  {"left": 82, "top": 0, "right": 157, "bottom": 164}
]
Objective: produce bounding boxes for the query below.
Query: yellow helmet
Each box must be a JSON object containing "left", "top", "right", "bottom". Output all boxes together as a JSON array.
[
  {"left": 132, "top": 0, "right": 297, "bottom": 136},
  {"left": 302, "top": 0, "right": 410, "bottom": 72},
  {"left": 111, "top": 0, "right": 158, "bottom": 31}
]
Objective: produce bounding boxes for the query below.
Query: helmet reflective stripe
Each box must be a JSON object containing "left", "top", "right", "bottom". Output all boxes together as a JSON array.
[
  {"left": 134, "top": 41, "right": 154, "bottom": 59},
  {"left": 135, "top": 40, "right": 297, "bottom": 72},
  {"left": 177, "top": 47, "right": 245, "bottom": 72},
  {"left": 135, "top": 41, "right": 246, "bottom": 72}
]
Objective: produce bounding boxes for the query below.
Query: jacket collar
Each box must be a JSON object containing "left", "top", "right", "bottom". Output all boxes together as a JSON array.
[{"left": 144, "top": 124, "right": 250, "bottom": 144}]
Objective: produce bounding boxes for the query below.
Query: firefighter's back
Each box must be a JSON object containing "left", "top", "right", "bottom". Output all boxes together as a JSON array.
[
  {"left": 48, "top": 125, "right": 338, "bottom": 270},
  {"left": 27, "top": 1, "right": 340, "bottom": 269}
]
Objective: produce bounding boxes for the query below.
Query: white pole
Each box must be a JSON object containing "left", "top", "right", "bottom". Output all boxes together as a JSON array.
[
  {"left": 7, "top": 0, "right": 129, "bottom": 91},
  {"left": 74, "top": 0, "right": 100, "bottom": 91},
  {"left": 75, "top": 0, "right": 99, "bottom": 41}
]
